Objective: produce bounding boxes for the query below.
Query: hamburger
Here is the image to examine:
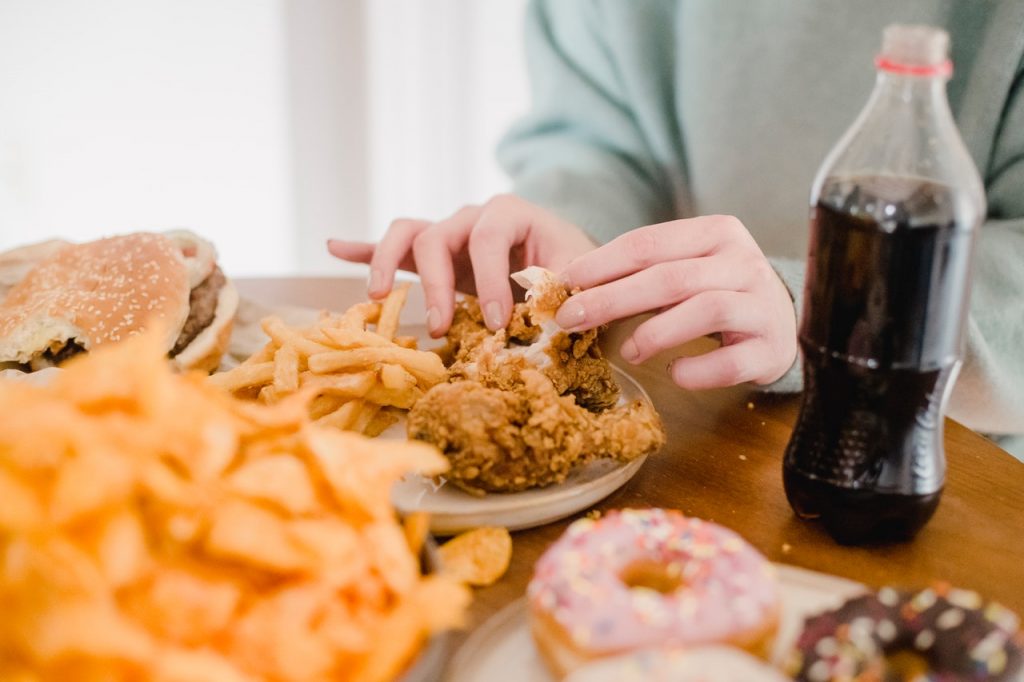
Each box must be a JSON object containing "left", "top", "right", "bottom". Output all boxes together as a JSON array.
[{"left": 0, "top": 230, "right": 237, "bottom": 373}]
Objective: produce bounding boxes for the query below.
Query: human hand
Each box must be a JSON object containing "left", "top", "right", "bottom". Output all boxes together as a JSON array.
[
  {"left": 327, "top": 195, "right": 595, "bottom": 337},
  {"left": 556, "top": 216, "right": 798, "bottom": 390}
]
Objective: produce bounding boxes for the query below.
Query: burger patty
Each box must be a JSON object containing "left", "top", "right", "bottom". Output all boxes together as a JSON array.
[
  {"left": 31, "top": 340, "right": 87, "bottom": 370},
  {"left": 171, "top": 266, "right": 226, "bottom": 357}
]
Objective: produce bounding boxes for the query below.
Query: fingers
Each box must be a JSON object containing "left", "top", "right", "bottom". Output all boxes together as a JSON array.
[
  {"left": 555, "top": 257, "right": 751, "bottom": 331},
  {"left": 467, "top": 195, "right": 535, "bottom": 330},
  {"left": 326, "top": 239, "right": 374, "bottom": 264},
  {"left": 368, "top": 218, "right": 430, "bottom": 298},
  {"left": 668, "top": 341, "right": 777, "bottom": 390},
  {"left": 619, "top": 291, "right": 766, "bottom": 365},
  {"left": 560, "top": 215, "right": 749, "bottom": 291},
  {"left": 412, "top": 207, "right": 481, "bottom": 337}
]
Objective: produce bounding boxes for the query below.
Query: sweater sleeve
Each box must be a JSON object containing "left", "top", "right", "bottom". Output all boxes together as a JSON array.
[
  {"left": 496, "top": 0, "right": 677, "bottom": 244},
  {"left": 945, "top": 77, "right": 1024, "bottom": 438}
]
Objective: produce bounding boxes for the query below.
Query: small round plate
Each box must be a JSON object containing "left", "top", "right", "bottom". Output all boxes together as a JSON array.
[
  {"left": 445, "top": 565, "right": 866, "bottom": 682},
  {"left": 389, "top": 365, "right": 654, "bottom": 534}
]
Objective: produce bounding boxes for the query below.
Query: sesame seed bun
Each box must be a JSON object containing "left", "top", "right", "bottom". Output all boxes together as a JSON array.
[
  {"left": 0, "top": 231, "right": 237, "bottom": 372},
  {"left": 0, "top": 234, "right": 190, "bottom": 364},
  {"left": 0, "top": 238, "right": 73, "bottom": 300}
]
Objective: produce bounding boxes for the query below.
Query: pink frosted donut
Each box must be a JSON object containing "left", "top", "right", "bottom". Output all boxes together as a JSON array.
[{"left": 528, "top": 509, "right": 781, "bottom": 677}]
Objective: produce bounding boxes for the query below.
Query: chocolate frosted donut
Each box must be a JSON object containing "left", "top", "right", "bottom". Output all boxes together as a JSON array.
[{"left": 789, "top": 585, "right": 1024, "bottom": 681}]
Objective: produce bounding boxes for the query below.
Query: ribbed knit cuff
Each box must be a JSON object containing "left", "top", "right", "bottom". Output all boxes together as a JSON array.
[{"left": 760, "top": 256, "right": 805, "bottom": 394}]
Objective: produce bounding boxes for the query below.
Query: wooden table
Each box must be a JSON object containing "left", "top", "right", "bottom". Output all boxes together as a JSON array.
[{"left": 237, "top": 276, "right": 1024, "bottom": 651}]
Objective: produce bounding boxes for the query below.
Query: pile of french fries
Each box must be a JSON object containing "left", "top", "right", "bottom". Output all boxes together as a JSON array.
[
  {"left": 0, "top": 330, "right": 468, "bottom": 682},
  {"left": 210, "top": 285, "right": 445, "bottom": 435}
]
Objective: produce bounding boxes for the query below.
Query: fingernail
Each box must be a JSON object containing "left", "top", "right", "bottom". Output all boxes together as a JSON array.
[
  {"left": 558, "top": 271, "right": 573, "bottom": 289},
  {"left": 367, "top": 268, "right": 383, "bottom": 295},
  {"left": 426, "top": 306, "right": 441, "bottom": 335},
  {"left": 621, "top": 338, "right": 640, "bottom": 364},
  {"left": 555, "top": 299, "right": 586, "bottom": 329},
  {"left": 484, "top": 301, "right": 504, "bottom": 330}
]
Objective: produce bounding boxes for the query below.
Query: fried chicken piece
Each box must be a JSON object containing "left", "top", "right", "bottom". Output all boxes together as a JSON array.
[
  {"left": 442, "top": 268, "right": 619, "bottom": 411},
  {"left": 408, "top": 370, "right": 665, "bottom": 495}
]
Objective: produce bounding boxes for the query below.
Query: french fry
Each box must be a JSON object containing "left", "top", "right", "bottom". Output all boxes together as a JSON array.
[
  {"left": 308, "top": 394, "right": 349, "bottom": 421},
  {"left": 257, "top": 385, "right": 278, "bottom": 403},
  {"left": 298, "top": 370, "right": 375, "bottom": 398},
  {"left": 351, "top": 403, "right": 382, "bottom": 435},
  {"left": 364, "top": 408, "right": 400, "bottom": 438},
  {"left": 379, "top": 363, "right": 416, "bottom": 391},
  {"left": 242, "top": 342, "right": 275, "bottom": 366},
  {"left": 260, "top": 317, "right": 332, "bottom": 357},
  {"left": 364, "top": 384, "right": 423, "bottom": 410},
  {"left": 321, "top": 327, "right": 391, "bottom": 349},
  {"left": 337, "top": 302, "right": 381, "bottom": 330},
  {"left": 309, "top": 347, "right": 445, "bottom": 386},
  {"left": 208, "top": 362, "right": 275, "bottom": 393},
  {"left": 211, "top": 289, "right": 441, "bottom": 439},
  {"left": 303, "top": 324, "right": 337, "bottom": 346},
  {"left": 272, "top": 345, "right": 300, "bottom": 395},
  {"left": 394, "top": 336, "right": 418, "bottom": 349},
  {"left": 376, "top": 283, "right": 409, "bottom": 340},
  {"left": 316, "top": 399, "right": 363, "bottom": 430}
]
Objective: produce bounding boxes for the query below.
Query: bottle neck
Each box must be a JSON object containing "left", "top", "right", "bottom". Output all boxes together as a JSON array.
[{"left": 869, "top": 70, "right": 950, "bottom": 113}]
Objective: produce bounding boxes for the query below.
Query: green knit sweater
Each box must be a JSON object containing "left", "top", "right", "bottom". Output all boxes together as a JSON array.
[{"left": 498, "top": 0, "right": 1024, "bottom": 458}]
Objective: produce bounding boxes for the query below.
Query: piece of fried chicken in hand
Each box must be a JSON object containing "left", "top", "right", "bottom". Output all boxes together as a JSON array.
[
  {"left": 410, "top": 266, "right": 666, "bottom": 495},
  {"left": 443, "top": 267, "right": 620, "bottom": 411},
  {"left": 408, "top": 369, "right": 665, "bottom": 495}
]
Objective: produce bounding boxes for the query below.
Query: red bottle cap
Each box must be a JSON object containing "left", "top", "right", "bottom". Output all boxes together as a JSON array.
[{"left": 876, "top": 24, "right": 953, "bottom": 77}]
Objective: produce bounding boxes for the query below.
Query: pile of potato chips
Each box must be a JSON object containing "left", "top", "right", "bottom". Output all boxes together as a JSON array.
[
  {"left": 0, "top": 331, "right": 468, "bottom": 682},
  {"left": 210, "top": 285, "right": 445, "bottom": 435}
]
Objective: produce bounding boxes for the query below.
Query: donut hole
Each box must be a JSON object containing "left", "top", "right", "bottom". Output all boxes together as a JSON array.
[
  {"left": 620, "top": 560, "right": 683, "bottom": 595},
  {"left": 884, "top": 650, "right": 931, "bottom": 679}
]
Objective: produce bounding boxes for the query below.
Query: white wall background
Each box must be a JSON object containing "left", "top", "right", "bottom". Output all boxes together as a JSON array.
[{"left": 0, "top": 0, "right": 529, "bottom": 276}]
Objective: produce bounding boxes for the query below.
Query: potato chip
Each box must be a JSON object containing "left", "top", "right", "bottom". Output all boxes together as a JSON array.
[
  {"left": 94, "top": 510, "right": 149, "bottom": 588},
  {"left": 0, "top": 467, "right": 42, "bottom": 532},
  {"left": 153, "top": 648, "right": 256, "bottom": 682},
  {"left": 438, "top": 526, "right": 513, "bottom": 587},
  {"left": 226, "top": 455, "right": 319, "bottom": 515},
  {"left": 127, "top": 569, "right": 241, "bottom": 645},
  {"left": 205, "top": 499, "right": 311, "bottom": 573},
  {"left": 0, "top": 332, "right": 467, "bottom": 682},
  {"left": 29, "top": 600, "right": 156, "bottom": 663},
  {"left": 50, "top": 447, "right": 136, "bottom": 524},
  {"left": 402, "top": 511, "right": 431, "bottom": 557}
]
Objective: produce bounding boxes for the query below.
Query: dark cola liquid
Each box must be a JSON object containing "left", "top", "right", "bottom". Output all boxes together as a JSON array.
[{"left": 784, "top": 175, "right": 975, "bottom": 544}]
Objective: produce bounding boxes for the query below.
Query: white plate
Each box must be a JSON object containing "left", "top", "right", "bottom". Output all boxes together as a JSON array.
[
  {"left": 446, "top": 564, "right": 865, "bottom": 682},
  {"left": 390, "top": 365, "right": 655, "bottom": 534}
]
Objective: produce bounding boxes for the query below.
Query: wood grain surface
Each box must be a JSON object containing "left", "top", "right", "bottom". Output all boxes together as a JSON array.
[{"left": 236, "top": 277, "right": 1024, "bottom": 645}]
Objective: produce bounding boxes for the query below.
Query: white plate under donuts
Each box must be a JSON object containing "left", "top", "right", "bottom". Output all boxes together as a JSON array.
[{"left": 446, "top": 564, "right": 866, "bottom": 682}]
